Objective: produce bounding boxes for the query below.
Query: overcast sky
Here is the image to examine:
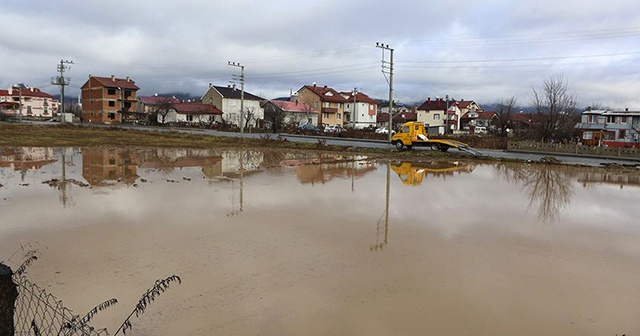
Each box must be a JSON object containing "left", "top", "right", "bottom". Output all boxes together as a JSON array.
[{"left": 1, "top": 0, "right": 639, "bottom": 109}]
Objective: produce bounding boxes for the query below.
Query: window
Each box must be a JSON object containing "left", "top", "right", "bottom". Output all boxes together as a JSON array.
[
  {"left": 337, "top": 113, "right": 341, "bottom": 119},
  {"left": 619, "top": 130, "right": 626, "bottom": 139},
  {"left": 124, "top": 90, "right": 132, "bottom": 98},
  {"left": 108, "top": 101, "right": 115, "bottom": 107},
  {"left": 187, "top": 115, "right": 194, "bottom": 122},
  {"left": 369, "top": 105, "right": 373, "bottom": 110},
  {"left": 323, "top": 113, "right": 330, "bottom": 119},
  {"left": 433, "top": 114, "right": 440, "bottom": 120},
  {"left": 107, "top": 89, "right": 116, "bottom": 95},
  {"left": 322, "top": 102, "right": 329, "bottom": 108},
  {"left": 402, "top": 126, "right": 409, "bottom": 133},
  {"left": 44, "top": 99, "right": 48, "bottom": 105},
  {"left": 108, "top": 113, "right": 115, "bottom": 120},
  {"left": 313, "top": 101, "right": 319, "bottom": 108},
  {"left": 124, "top": 102, "right": 131, "bottom": 109},
  {"left": 27, "top": 106, "right": 32, "bottom": 115},
  {"left": 621, "top": 116, "right": 628, "bottom": 123},
  {"left": 606, "top": 116, "right": 615, "bottom": 123}
]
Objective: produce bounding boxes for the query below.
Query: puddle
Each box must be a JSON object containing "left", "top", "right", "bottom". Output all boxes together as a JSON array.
[{"left": 1, "top": 146, "right": 640, "bottom": 335}]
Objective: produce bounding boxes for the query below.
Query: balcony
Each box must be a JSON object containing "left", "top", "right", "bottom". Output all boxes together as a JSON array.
[{"left": 321, "top": 107, "right": 338, "bottom": 114}]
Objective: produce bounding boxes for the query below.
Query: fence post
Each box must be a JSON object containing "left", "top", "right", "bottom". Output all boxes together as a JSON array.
[{"left": 0, "top": 263, "right": 18, "bottom": 336}]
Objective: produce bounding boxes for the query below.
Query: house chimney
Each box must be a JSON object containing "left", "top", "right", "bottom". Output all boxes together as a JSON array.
[
  {"left": 323, "top": 85, "right": 327, "bottom": 89},
  {"left": 126, "top": 76, "right": 130, "bottom": 82},
  {"left": 209, "top": 83, "right": 212, "bottom": 88},
  {"left": 111, "top": 75, "right": 115, "bottom": 81},
  {"left": 427, "top": 97, "right": 431, "bottom": 103},
  {"left": 312, "top": 82, "right": 317, "bottom": 88}
]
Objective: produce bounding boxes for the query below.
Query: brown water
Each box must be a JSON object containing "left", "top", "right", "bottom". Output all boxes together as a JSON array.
[{"left": 1, "top": 147, "right": 640, "bottom": 335}]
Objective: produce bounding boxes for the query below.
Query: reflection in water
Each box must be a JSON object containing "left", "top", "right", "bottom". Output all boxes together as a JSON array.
[
  {"left": 495, "top": 163, "right": 577, "bottom": 224},
  {"left": 4, "top": 147, "right": 640, "bottom": 335},
  {"left": 288, "top": 155, "right": 376, "bottom": 185},
  {"left": 0, "top": 147, "right": 56, "bottom": 181},
  {"left": 82, "top": 147, "right": 138, "bottom": 186},
  {"left": 578, "top": 170, "right": 640, "bottom": 189},
  {"left": 391, "top": 160, "right": 475, "bottom": 187}
]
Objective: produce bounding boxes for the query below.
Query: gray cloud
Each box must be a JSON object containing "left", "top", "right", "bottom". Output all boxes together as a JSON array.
[{"left": 1, "top": 0, "right": 639, "bottom": 108}]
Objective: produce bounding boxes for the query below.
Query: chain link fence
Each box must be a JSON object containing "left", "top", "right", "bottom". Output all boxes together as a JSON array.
[{"left": 12, "top": 273, "right": 109, "bottom": 336}]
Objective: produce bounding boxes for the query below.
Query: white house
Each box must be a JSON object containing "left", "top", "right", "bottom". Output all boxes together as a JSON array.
[
  {"left": 157, "top": 102, "right": 223, "bottom": 125},
  {"left": 341, "top": 91, "right": 378, "bottom": 129},
  {"left": 201, "top": 84, "right": 264, "bottom": 128},
  {"left": 0, "top": 86, "right": 58, "bottom": 119}
]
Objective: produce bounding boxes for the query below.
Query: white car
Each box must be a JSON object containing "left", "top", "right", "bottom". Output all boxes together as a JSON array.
[
  {"left": 375, "top": 127, "right": 395, "bottom": 135},
  {"left": 324, "top": 125, "right": 344, "bottom": 133}
]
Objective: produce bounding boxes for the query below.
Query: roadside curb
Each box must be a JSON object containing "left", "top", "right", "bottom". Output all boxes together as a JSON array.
[{"left": 505, "top": 149, "right": 640, "bottom": 163}]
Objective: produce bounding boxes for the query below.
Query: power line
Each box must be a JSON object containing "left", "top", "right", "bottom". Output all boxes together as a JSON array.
[
  {"left": 404, "top": 26, "right": 640, "bottom": 46},
  {"left": 399, "top": 51, "right": 640, "bottom": 64}
]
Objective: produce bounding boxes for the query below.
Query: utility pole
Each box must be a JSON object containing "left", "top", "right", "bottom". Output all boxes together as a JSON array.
[
  {"left": 445, "top": 94, "right": 450, "bottom": 134},
  {"left": 376, "top": 42, "right": 394, "bottom": 141},
  {"left": 352, "top": 88, "right": 357, "bottom": 131},
  {"left": 51, "top": 59, "right": 73, "bottom": 122},
  {"left": 11, "top": 83, "right": 24, "bottom": 122},
  {"left": 228, "top": 61, "right": 245, "bottom": 134}
]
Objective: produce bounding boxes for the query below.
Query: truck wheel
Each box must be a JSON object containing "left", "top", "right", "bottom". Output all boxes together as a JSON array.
[
  {"left": 394, "top": 141, "right": 404, "bottom": 150},
  {"left": 430, "top": 143, "right": 440, "bottom": 151}
]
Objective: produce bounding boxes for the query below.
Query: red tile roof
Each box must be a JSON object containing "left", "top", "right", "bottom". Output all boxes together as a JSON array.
[
  {"left": 90, "top": 76, "right": 140, "bottom": 90},
  {"left": 456, "top": 100, "right": 476, "bottom": 109},
  {"left": 271, "top": 100, "right": 318, "bottom": 113},
  {"left": 377, "top": 112, "right": 417, "bottom": 122},
  {"left": 302, "top": 85, "right": 348, "bottom": 103},
  {"left": 173, "top": 102, "right": 222, "bottom": 115},
  {"left": 417, "top": 98, "right": 450, "bottom": 111},
  {"left": 461, "top": 111, "right": 496, "bottom": 120},
  {"left": 1, "top": 87, "right": 55, "bottom": 99},
  {"left": 139, "top": 96, "right": 180, "bottom": 105},
  {"left": 340, "top": 91, "right": 378, "bottom": 104}
]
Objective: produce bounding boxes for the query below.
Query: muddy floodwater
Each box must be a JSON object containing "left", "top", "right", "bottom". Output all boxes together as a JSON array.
[{"left": 2, "top": 146, "right": 640, "bottom": 335}]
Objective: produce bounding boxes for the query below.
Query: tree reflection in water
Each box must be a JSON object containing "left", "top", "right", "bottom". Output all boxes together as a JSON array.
[{"left": 495, "top": 163, "right": 577, "bottom": 224}]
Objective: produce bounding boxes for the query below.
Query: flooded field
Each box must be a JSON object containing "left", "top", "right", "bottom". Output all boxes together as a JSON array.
[{"left": 1, "top": 146, "right": 640, "bottom": 335}]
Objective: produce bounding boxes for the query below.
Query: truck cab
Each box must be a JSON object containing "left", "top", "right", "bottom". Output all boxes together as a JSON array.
[{"left": 391, "top": 122, "right": 430, "bottom": 150}]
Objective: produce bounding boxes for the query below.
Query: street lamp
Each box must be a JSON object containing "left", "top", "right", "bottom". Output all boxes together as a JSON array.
[{"left": 11, "top": 83, "right": 25, "bottom": 122}]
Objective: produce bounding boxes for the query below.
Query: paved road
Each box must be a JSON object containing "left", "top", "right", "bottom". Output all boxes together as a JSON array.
[{"left": 25, "top": 121, "right": 640, "bottom": 167}]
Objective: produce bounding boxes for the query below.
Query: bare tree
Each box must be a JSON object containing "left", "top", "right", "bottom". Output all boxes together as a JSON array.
[
  {"left": 243, "top": 106, "right": 257, "bottom": 131},
  {"left": 495, "top": 96, "right": 517, "bottom": 137},
  {"left": 531, "top": 74, "right": 579, "bottom": 142},
  {"left": 262, "top": 100, "right": 287, "bottom": 133},
  {"left": 152, "top": 97, "right": 175, "bottom": 125},
  {"left": 299, "top": 102, "right": 316, "bottom": 126}
]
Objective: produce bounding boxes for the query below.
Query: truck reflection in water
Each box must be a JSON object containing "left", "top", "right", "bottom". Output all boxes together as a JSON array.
[{"left": 390, "top": 160, "right": 475, "bottom": 187}]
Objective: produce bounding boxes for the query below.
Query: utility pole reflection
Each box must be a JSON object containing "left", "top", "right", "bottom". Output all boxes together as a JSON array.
[
  {"left": 226, "top": 150, "right": 244, "bottom": 217},
  {"left": 371, "top": 163, "right": 390, "bottom": 251}
]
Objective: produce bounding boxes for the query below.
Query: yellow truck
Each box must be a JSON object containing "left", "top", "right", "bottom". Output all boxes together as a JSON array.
[{"left": 391, "top": 121, "right": 480, "bottom": 155}]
